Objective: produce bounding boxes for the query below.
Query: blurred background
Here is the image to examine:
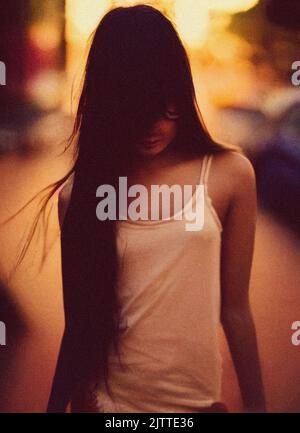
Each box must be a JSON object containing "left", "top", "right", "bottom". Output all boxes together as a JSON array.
[{"left": 0, "top": 0, "right": 300, "bottom": 413}]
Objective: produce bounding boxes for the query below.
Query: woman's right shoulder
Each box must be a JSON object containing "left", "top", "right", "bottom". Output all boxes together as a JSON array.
[{"left": 58, "top": 172, "right": 75, "bottom": 228}]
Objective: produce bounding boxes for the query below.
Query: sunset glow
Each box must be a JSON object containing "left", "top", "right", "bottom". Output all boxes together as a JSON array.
[{"left": 66, "top": 0, "right": 260, "bottom": 48}]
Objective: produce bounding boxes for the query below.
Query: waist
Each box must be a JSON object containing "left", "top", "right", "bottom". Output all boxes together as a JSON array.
[{"left": 93, "top": 328, "right": 222, "bottom": 412}]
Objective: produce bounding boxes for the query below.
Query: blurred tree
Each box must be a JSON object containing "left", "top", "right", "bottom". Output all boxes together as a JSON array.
[
  {"left": 0, "top": 0, "right": 66, "bottom": 127},
  {"left": 229, "top": 0, "right": 300, "bottom": 83},
  {"left": 266, "top": 0, "right": 300, "bottom": 31},
  {"left": 0, "top": 0, "right": 29, "bottom": 121}
]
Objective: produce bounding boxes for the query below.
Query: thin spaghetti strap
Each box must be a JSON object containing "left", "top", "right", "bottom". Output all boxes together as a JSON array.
[
  {"left": 199, "top": 155, "right": 208, "bottom": 185},
  {"left": 203, "top": 154, "right": 213, "bottom": 186}
]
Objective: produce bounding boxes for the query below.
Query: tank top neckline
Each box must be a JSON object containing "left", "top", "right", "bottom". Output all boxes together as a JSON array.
[{"left": 118, "top": 153, "right": 222, "bottom": 231}]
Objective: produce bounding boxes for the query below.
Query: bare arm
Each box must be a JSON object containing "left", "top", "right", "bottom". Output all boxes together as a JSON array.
[
  {"left": 47, "top": 175, "right": 75, "bottom": 413},
  {"left": 58, "top": 173, "right": 74, "bottom": 228},
  {"left": 47, "top": 329, "right": 79, "bottom": 412},
  {"left": 220, "top": 153, "right": 266, "bottom": 412}
]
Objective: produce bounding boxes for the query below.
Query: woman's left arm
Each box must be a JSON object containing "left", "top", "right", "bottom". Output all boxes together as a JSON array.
[{"left": 220, "top": 153, "right": 266, "bottom": 413}]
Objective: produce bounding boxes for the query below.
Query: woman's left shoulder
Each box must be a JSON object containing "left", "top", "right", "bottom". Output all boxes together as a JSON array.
[
  {"left": 212, "top": 150, "right": 256, "bottom": 195},
  {"left": 212, "top": 150, "right": 254, "bottom": 176}
]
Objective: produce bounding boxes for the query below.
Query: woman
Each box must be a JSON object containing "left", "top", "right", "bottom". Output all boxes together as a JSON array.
[{"left": 47, "top": 5, "right": 266, "bottom": 413}]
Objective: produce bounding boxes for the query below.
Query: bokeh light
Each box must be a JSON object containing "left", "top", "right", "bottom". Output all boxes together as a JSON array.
[{"left": 209, "top": 0, "right": 259, "bottom": 13}]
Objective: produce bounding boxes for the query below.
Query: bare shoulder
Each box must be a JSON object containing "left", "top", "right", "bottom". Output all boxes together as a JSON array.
[
  {"left": 212, "top": 150, "right": 256, "bottom": 200},
  {"left": 58, "top": 172, "right": 75, "bottom": 228}
]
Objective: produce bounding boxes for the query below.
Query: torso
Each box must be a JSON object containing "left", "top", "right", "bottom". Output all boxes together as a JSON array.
[
  {"left": 92, "top": 152, "right": 224, "bottom": 412},
  {"left": 59, "top": 148, "right": 244, "bottom": 412}
]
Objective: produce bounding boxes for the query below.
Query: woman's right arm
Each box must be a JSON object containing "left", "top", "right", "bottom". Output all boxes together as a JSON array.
[
  {"left": 57, "top": 174, "right": 74, "bottom": 229},
  {"left": 47, "top": 175, "right": 75, "bottom": 413},
  {"left": 47, "top": 328, "right": 78, "bottom": 412}
]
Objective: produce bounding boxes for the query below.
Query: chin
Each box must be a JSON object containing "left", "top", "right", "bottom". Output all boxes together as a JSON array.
[
  {"left": 140, "top": 149, "right": 164, "bottom": 157},
  {"left": 139, "top": 142, "right": 170, "bottom": 157}
]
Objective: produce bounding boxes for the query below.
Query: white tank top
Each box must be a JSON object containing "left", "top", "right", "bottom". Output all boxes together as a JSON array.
[{"left": 93, "top": 154, "right": 223, "bottom": 412}]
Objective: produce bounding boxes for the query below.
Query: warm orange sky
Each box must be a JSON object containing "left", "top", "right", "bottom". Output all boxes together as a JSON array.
[{"left": 66, "top": 0, "right": 260, "bottom": 48}]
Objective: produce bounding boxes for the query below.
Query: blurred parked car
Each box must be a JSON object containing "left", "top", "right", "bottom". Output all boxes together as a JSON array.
[
  {"left": 253, "top": 89, "right": 300, "bottom": 235},
  {"left": 217, "top": 88, "right": 300, "bottom": 235}
]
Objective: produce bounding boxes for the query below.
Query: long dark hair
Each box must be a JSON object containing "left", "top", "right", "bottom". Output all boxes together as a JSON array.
[{"left": 23, "top": 4, "right": 239, "bottom": 408}]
